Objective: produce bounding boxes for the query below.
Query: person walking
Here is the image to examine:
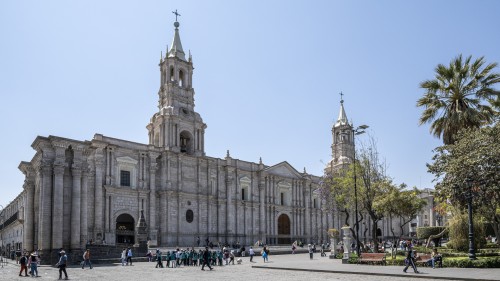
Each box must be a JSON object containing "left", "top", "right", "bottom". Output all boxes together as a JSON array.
[
  {"left": 155, "top": 249, "right": 163, "bottom": 268},
  {"left": 201, "top": 247, "right": 213, "bottom": 271},
  {"left": 28, "top": 252, "right": 39, "bottom": 277},
  {"left": 82, "top": 249, "right": 93, "bottom": 269},
  {"left": 126, "top": 248, "right": 133, "bottom": 266},
  {"left": 57, "top": 250, "right": 69, "bottom": 280},
  {"left": 261, "top": 246, "right": 269, "bottom": 263},
  {"left": 308, "top": 244, "right": 314, "bottom": 260},
  {"left": 249, "top": 246, "right": 255, "bottom": 262},
  {"left": 197, "top": 236, "right": 201, "bottom": 247},
  {"left": 229, "top": 250, "right": 235, "bottom": 265},
  {"left": 120, "top": 248, "right": 126, "bottom": 266},
  {"left": 403, "top": 246, "right": 419, "bottom": 273},
  {"left": 19, "top": 252, "right": 29, "bottom": 277}
]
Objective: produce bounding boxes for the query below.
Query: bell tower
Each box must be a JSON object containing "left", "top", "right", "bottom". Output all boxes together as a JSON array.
[
  {"left": 147, "top": 15, "right": 206, "bottom": 156},
  {"left": 325, "top": 94, "right": 354, "bottom": 174}
]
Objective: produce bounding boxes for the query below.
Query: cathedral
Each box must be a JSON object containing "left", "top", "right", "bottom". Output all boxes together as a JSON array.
[
  {"left": 0, "top": 19, "right": 337, "bottom": 258},
  {"left": 1, "top": 18, "right": 441, "bottom": 261}
]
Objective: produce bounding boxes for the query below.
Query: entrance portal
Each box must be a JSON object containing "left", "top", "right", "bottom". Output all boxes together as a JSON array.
[
  {"left": 116, "top": 214, "right": 135, "bottom": 244},
  {"left": 277, "top": 214, "right": 291, "bottom": 245}
]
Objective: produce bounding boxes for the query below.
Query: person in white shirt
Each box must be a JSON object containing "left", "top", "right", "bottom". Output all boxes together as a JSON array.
[{"left": 249, "top": 247, "right": 255, "bottom": 262}]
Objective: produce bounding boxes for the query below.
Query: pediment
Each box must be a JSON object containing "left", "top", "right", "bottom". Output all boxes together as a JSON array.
[
  {"left": 116, "top": 156, "right": 138, "bottom": 165},
  {"left": 265, "top": 161, "right": 303, "bottom": 179}
]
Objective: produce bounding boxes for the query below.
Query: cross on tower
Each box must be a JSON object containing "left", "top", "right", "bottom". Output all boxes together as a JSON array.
[
  {"left": 340, "top": 91, "right": 344, "bottom": 103},
  {"left": 172, "top": 9, "right": 181, "bottom": 22}
]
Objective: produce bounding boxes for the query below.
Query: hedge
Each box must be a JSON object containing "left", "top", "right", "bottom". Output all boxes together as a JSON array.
[{"left": 416, "top": 226, "right": 447, "bottom": 239}]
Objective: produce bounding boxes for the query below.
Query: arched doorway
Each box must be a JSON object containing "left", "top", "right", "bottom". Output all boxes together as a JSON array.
[
  {"left": 277, "top": 214, "right": 291, "bottom": 245},
  {"left": 116, "top": 214, "right": 135, "bottom": 245}
]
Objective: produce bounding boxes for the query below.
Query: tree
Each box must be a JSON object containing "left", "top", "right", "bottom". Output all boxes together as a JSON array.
[
  {"left": 380, "top": 185, "right": 427, "bottom": 240},
  {"left": 417, "top": 55, "right": 500, "bottom": 145},
  {"left": 357, "top": 137, "right": 393, "bottom": 253},
  {"left": 428, "top": 123, "right": 500, "bottom": 244}
]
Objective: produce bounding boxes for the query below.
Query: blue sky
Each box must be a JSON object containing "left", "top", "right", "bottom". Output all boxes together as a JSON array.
[{"left": 1, "top": 0, "right": 499, "bottom": 208}]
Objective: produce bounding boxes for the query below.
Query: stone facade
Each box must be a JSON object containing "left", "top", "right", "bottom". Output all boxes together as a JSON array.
[{"left": 0, "top": 20, "right": 332, "bottom": 257}]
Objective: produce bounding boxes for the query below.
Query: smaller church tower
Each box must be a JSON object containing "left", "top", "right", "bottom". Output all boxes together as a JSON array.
[
  {"left": 147, "top": 17, "right": 206, "bottom": 156},
  {"left": 325, "top": 94, "right": 354, "bottom": 174}
]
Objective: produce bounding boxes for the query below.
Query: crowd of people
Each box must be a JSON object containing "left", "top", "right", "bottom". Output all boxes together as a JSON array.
[{"left": 145, "top": 245, "right": 265, "bottom": 269}]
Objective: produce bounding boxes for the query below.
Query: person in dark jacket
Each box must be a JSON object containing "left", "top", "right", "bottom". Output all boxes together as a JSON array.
[
  {"left": 403, "top": 246, "right": 419, "bottom": 274},
  {"left": 201, "top": 247, "right": 213, "bottom": 271}
]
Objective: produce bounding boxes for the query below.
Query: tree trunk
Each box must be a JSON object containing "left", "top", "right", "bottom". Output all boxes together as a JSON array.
[
  {"left": 371, "top": 219, "right": 379, "bottom": 253},
  {"left": 425, "top": 227, "right": 448, "bottom": 248}
]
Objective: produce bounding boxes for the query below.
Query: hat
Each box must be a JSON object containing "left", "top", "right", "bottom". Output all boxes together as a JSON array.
[{"left": 60, "top": 250, "right": 65, "bottom": 254}]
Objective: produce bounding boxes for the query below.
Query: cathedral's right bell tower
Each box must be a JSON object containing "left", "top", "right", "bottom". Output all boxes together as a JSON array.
[
  {"left": 147, "top": 19, "right": 206, "bottom": 156},
  {"left": 325, "top": 96, "right": 354, "bottom": 174}
]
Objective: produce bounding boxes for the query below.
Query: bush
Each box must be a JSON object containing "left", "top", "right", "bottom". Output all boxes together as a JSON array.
[
  {"left": 443, "top": 257, "right": 500, "bottom": 268},
  {"left": 417, "top": 226, "right": 448, "bottom": 239},
  {"left": 447, "top": 213, "right": 486, "bottom": 251}
]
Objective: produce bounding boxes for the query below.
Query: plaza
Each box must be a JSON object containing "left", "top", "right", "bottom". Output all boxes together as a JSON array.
[{"left": 1, "top": 252, "right": 499, "bottom": 281}]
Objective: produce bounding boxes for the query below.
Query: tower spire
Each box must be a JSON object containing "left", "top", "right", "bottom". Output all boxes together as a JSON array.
[
  {"left": 335, "top": 92, "right": 348, "bottom": 126},
  {"left": 168, "top": 10, "right": 186, "bottom": 61}
]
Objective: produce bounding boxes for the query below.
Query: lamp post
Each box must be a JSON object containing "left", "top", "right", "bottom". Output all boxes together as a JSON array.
[
  {"left": 351, "top": 124, "right": 368, "bottom": 256},
  {"left": 466, "top": 178, "right": 477, "bottom": 260}
]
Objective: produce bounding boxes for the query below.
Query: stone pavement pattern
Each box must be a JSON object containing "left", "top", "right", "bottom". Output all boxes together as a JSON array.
[{"left": 1, "top": 253, "right": 498, "bottom": 281}]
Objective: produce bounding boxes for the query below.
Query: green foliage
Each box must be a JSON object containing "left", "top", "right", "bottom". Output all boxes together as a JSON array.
[
  {"left": 417, "top": 54, "right": 500, "bottom": 145},
  {"left": 427, "top": 123, "right": 500, "bottom": 242},
  {"left": 417, "top": 226, "right": 448, "bottom": 239},
  {"left": 447, "top": 213, "right": 486, "bottom": 251},
  {"left": 384, "top": 255, "right": 500, "bottom": 268},
  {"left": 443, "top": 257, "right": 500, "bottom": 268}
]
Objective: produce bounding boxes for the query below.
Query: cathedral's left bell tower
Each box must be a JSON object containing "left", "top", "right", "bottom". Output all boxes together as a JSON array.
[{"left": 147, "top": 18, "right": 206, "bottom": 156}]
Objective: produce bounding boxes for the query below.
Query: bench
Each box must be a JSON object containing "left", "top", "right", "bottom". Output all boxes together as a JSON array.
[
  {"left": 415, "top": 254, "right": 442, "bottom": 268},
  {"left": 358, "top": 253, "right": 386, "bottom": 265}
]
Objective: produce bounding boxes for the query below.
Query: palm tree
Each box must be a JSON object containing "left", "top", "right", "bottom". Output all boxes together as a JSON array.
[{"left": 417, "top": 55, "right": 500, "bottom": 144}]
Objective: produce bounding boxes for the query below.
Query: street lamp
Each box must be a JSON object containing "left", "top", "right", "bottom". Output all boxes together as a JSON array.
[
  {"left": 352, "top": 124, "right": 368, "bottom": 256},
  {"left": 465, "top": 178, "right": 477, "bottom": 260}
]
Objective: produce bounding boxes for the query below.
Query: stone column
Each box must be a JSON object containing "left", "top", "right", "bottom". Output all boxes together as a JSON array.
[
  {"left": 81, "top": 169, "right": 89, "bottom": 245},
  {"left": 94, "top": 154, "right": 104, "bottom": 243},
  {"left": 38, "top": 164, "right": 52, "bottom": 251},
  {"left": 70, "top": 167, "right": 82, "bottom": 249},
  {"left": 148, "top": 152, "right": 158, "bottom": 245},
  {"left": 24, "top": 178, "right": 35, "bottom": 251},
  {"left": 52, "top": 164, "right": 65, "bottom": 250}
]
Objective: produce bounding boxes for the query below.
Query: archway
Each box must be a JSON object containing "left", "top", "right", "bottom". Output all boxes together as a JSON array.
[
  {"left": 277, "top": 214, "right": 291, "bottom": 245},
  {"left": 116, "top": 214, "right": 135, "bottom": 245},
  {"left": 179, "top": 130, "right": 193, "bottom": 154}
]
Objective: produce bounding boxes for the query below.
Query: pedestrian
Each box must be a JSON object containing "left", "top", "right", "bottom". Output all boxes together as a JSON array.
[
  {"left": 292, "top": 242, "right": 296, "bottom": 254},
  {"left": 121, "top": 248, "right": 126, "bottom": 266},
  {"left": 155, "top": 249, "right": 163, "bottom": 268},
  {"left": 82, "top": 249, "right": 93, "bottom": 269},
  {"left": 249, "top": 246, "right": 255, "bottom": 262},
  {"left": 308, "top": 244, "right": 314, "bottom": 260},
  {"left": 229, "top": 250, "right": 235, "bottom": 265},
  {"left": 19, "top": 252, "right": 29, "bottom": 277},
  {"left": 28, "top": 252, "right": 39, "bottom": 277},
  {"left": 261, "top": 246, "right": 268, "bottom": 263},
  {"left": 403, "top": 246, "right": 419, "bottom": 274},
  {"left": 126, "top": 248, "right": 133, "bottom": 265},
  {"left": 241, "top": 246, "right": 246, "bottom": 257},
  {"left": 201, "top": 247, "right": 213, "bottom": 271},
  {"left": 57, "top": 250, "right": 69, "bottom": 280},
  {"left": 146, "top": 250, "right": 153, "bottom": 262},
  {"left": 197, "top": 236, "right": 201, "bottom": 247}
]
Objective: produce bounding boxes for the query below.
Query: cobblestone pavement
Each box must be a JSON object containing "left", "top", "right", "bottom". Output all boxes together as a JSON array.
[{"left": 0, "top": 253, "right": 497, "bottom": 281}]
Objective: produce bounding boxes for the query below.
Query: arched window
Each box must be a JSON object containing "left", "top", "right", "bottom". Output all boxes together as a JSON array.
[
  {"left": 179, "top": 69, "right": 185, "bottom": 87},
  {"left": 170, "top": 66, "right": 174, "bottom": 82},
  {"left": 179, "top": 130, "right": 193, "bottom": 154}
]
